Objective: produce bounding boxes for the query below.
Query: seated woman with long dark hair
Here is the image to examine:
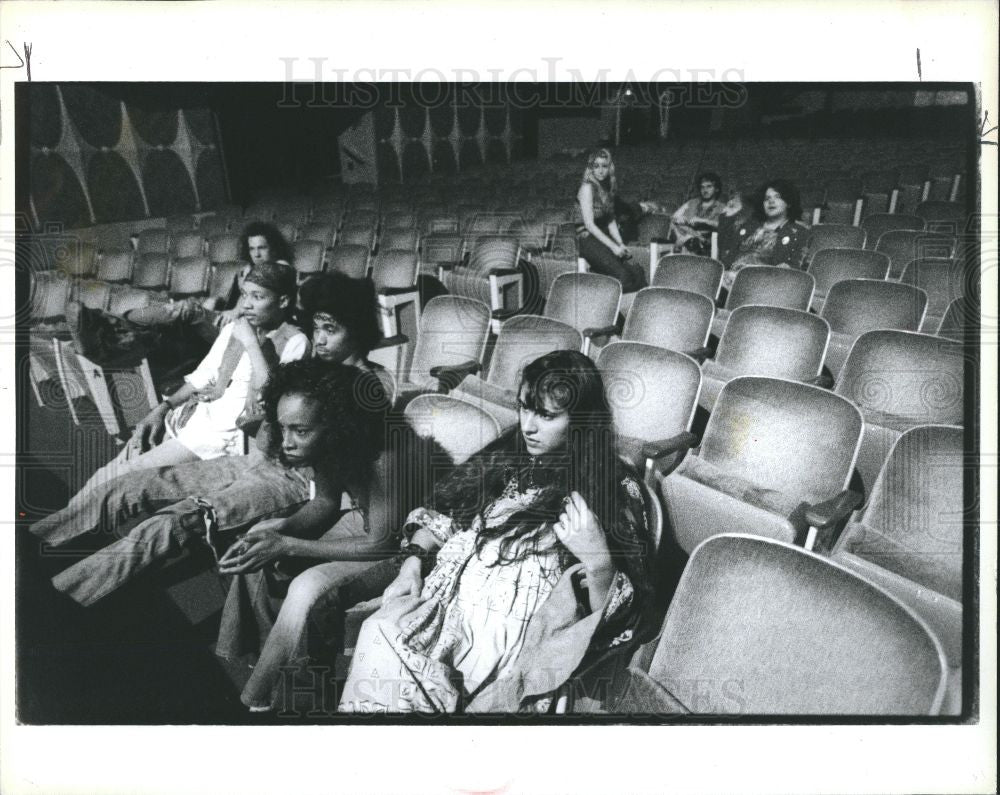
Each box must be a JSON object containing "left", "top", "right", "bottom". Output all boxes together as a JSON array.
[
  {"left": 576, "top": 148, "right": 647, "bottom": 293},
  {"left": 338, "top": 350, "right": 656, "bottom": 713}
]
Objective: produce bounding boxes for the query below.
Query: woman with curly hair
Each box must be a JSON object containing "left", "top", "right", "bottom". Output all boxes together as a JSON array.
[
  {"left": 718, "top": 178, "right": 810, "bottom": 288},
  {"left": 339, "top": 350, "right": 656, "bottom": 713},
  {"left": 576, "top": 148, "right": 647, "bottom": 292}
]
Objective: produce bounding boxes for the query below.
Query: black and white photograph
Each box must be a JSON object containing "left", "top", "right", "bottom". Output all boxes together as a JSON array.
[{"left": 1, "top": 2, "right": 996, "bottom": 794}]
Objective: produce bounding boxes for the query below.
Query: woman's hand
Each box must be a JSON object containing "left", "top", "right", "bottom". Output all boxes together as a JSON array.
[
  {"left": 611, "top": 242, "right": 629, "bottom": 258},
  {"left": 553, "top": 491, "right": 613, "bottom": 573},
  {"left": 382, "top": 556, "right": 423, "bottom": 601},
  {"left": 217, "top": 518, "right": 289, "bottom": 575}
]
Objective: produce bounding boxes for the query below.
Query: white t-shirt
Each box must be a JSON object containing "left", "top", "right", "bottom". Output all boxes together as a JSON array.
[{"left": 166, "top": 321, "right": 308, "bottom": 459}]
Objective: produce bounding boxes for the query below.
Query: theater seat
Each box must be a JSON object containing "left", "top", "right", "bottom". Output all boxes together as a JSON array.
[
  {"left": 834, "top": 329, "right": 963, "bottom": 498},
  {"left": 828, "top": 425, "right": 963, "bottom": 714},
  {"left": 861, "top": 213, "right": 925, "bottom": 250},
  {"left": 710, "top": 266, "right": 815, "bottom": 339},
  {"left": 537, "top": 271, "right": 621, "bottom": 358},
  {"left": 620, "top": 286, "right": 714, "bottom": 359},
  {"left": 651, "top": 254, "right": 724, "bottom": 301},
  {"left": 875, "top": 229, "right": 957, "bottom": 279},
  {"left": 615, "top": 534, "right": 946, "bottom": 715},
  {"left": 699, "top": 305, "right": 829, "bottom": 412},
  {"left": 807, "top": 247, "right": 890, "bottom": 314},
  {"left": 661, "top": 376, "right": 862, "bottom": 552},
  {"left": 327, "top": 244, "right": 370, "bottom": 279},
  {"left": 899, "top": 257, "right": 965, "bottom": 332},
  {"left": 820, "top": 279, "right": 927, "bottom": 378},
  {"left": 450, "top": 314, "right": 582, "bottom": 431}
]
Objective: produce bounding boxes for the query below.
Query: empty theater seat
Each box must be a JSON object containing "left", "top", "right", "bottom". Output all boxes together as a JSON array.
[
  {"left": 829, "top": 424, "right": 964, "bottom": 713},
  {"left": 661, "top": 376, "right": 863, "bottom": 552},
  {"left": 820, "top": 279, "right": 928, "bottom": 378},
  {"left": 699, "top": 305, "right": 830, "bottom": 412},
  {"left": 834, "top": 329, "right": 963, "bottom": 498},
  {"left": 617, "top": 534, "right": 946, "bottom": 715},
  {"left": 710, "top": 266, "right": 815, "bottom": 339}
]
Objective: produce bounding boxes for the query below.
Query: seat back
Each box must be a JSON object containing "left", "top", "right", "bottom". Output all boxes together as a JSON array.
[
  {"left": 875, "top": 230, "right": 957, "bottom": 279},
  {"left": 371, "top": 250, "right": 418, "bottom": 291},
  {"left": 168, "top": 256, "right": 211, "bottom": 297},
  {"left": 652, "top": 254, "right": 724, "bottom": 300},
  {"left": 207, "top": 233, "right": 242, "bottom": 265},
  {"left": 409, "top": 296, "right": 491, "bottom": 383},
  {"left": 545, "top": 272, "right": 621, "bottom": 334},
  {"left": 404, "top": 394, "right": 502, "bottom": 465},
  {"left": 837, "top": 425, "right": 964, "bottom": 601},
  {"left": 915, "top": 201, "right": 966, "bottom": 232},
  {"left": 31, "top": 273, "right": 72, "bottom": 322},
  {"left": 136, "top": 228, "right": 169, "bottom": 256},
  {"left": 808, "top": 248, "right": 891, "bottom": 300},
  {"left": 835, "top": 330, "right": 964, "bottom": 430},
  {"left": 821, "top": 279, "right": 927, "bottom": 336},
  {"left": 861, "top": 213, "right": 925, "bottom": 250},
  {"left": 171, "top": 232, "right": 206, "bottom": 259},
  {"left": 131, "top": 253, "right": 170, "bottom": 291},
  {"left": 807, "top": 224, "right": 866, "bottom": 257},
  {"left": 622, "top": 287, "right": 714, "bottom": 353},
  {"left": 339, "top": 224, "right": 377, "bottom": 251},
  {"left": 597, "top": 341, "right": 701, "bottom": 448},
  {"left": 293, "top": 239, "right": 326, "bottom": 278},
  {"left": 95, "top": 250, "right": 134, "bottom": 283},
  {"left": 61, "top": 240, "right": 98, "bottom": 278},
  {"left": 327, "top": 244, "right": 370, "bottom": 279},
  {"left": 74, "top": 279, "right": 112, "bottom": 311},
  {"left": 900, "top": 258, "right": 964, "bottom": 327},
  {"left": 343, "top": 209, "right": 379, "bottom": 229},
  {"left": 299, "top": 222, "right": 336, "bottom": 248},
  {"left": 380, "top": 228, "right": 419, "bottom": 253},
  {"left": 465, "top": 235, "right": 520, "bottom": 276},
  {"left": 208, "top": 261, "right": 245, "bottom": 304},
  {"left": 724, "top": 266, "right": 815, "bottom": 312},
  {"left": 196, "top": 214, "right": 231, "bottom": 239},
  {"left": 383, "top": 210, "right": 418, "bottom": 231},
  {"left": 714, "top": 306, "right": 829, "bottom": 383},
  {"left": 702, "top": 376, "right": 862, "bottom": 502},
  {"left": 645, "top": 534, "right": 946, "bottom": 714},
  {"left": 486, "top": 315, "right": 583, "bottom": 389},
  {"left": 637, "top": 214, "right": 673, "bottom": 245},
  {"left": 165, "top": 214, "right": 197, "bottom": 237},
  {"left": 107, "top": 285, "right": 154, "bottom": 317}
]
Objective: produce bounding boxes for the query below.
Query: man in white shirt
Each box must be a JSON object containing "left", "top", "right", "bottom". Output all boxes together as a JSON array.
[{"left": 41, "top": 260, "right": 308, "bottom": 529}]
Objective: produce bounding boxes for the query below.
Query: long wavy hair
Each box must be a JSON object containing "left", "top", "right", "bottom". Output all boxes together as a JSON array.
[
  {"left": 428, "top": 351, "right": 651, "bottom": 595},
  {"left": 239, "top": 221, "right": 294, "bottom": 265},
  {"left": 581, "top": 147, "right": 618, "bottom": 204}
]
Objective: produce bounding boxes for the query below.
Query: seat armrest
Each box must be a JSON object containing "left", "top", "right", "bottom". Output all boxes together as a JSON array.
[
  {"left": 805, "top": 489, "right": 862, "bottom": 529},
  {"left": 491, "top": 308, "right": 519, "bottom": 321},
  {"left": 371, "top": 333, "right": 409, "bottom": 350},
  {"left": 436, "top": 262, "right": 459, "bottom": 273},
  {"left": 488, "top": 268, "right": 521, "bottom": 277},
  {"left": 377, "top": 286, "right": 418, "bottom": 297},
  {"left": 641, "top": 431, "right": 698, "bottom": 463},
  {"left": 429, "top": 360, "right": 481, "bottom": 391},
  {"left": 807, "top": 373, "right": 835, "bottom": 389},
  {"left": 582, "top": 324, "right": 619, "bottom": 339},
  {"left": 804, "top": 489, "right": 863, "bottom": 551},
  {"left": 684, "top": 346, "right": 712, "bottom": 363}
]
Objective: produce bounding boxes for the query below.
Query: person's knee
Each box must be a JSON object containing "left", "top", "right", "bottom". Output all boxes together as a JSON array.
[{"left": 286, "top": 569, "right": 340, "bottom": 620}]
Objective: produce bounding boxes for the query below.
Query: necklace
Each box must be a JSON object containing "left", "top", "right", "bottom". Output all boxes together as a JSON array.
[{"left": 500, "top": 456, "right": 537, "bottom": 500}]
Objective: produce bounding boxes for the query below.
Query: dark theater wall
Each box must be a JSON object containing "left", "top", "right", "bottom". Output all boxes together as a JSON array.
[{"left": 27, "top": 84, "right": 229, "bottom": 230}]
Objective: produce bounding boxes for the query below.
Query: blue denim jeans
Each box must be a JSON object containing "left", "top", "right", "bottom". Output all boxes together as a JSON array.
[{"left": 42, "top": 454, "right": 312, "bottom": 606}]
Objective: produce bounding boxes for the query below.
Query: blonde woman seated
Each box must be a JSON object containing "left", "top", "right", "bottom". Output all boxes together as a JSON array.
[{"left": 338, "top": 350, "right": 656, "bottom": 714}]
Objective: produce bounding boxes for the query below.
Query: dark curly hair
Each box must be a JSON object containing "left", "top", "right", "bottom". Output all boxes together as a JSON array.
[
  {"left": 752, "top": 178, "right": 802, "bottom": 224},
  {"left": 261, "top": 359, "right": 388, "bottom": 486},
  {"left": 426, "top": 351, "right": 652, "bottom": 608},
  {"left": 240, "top": 221, "right": 294, "bottom": 265},
  {"left": 298, "top": 272, "right": 381, "bottom": 357},
  {"left": 697, "top": 171, "right": 723, "bottom": 196}
]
